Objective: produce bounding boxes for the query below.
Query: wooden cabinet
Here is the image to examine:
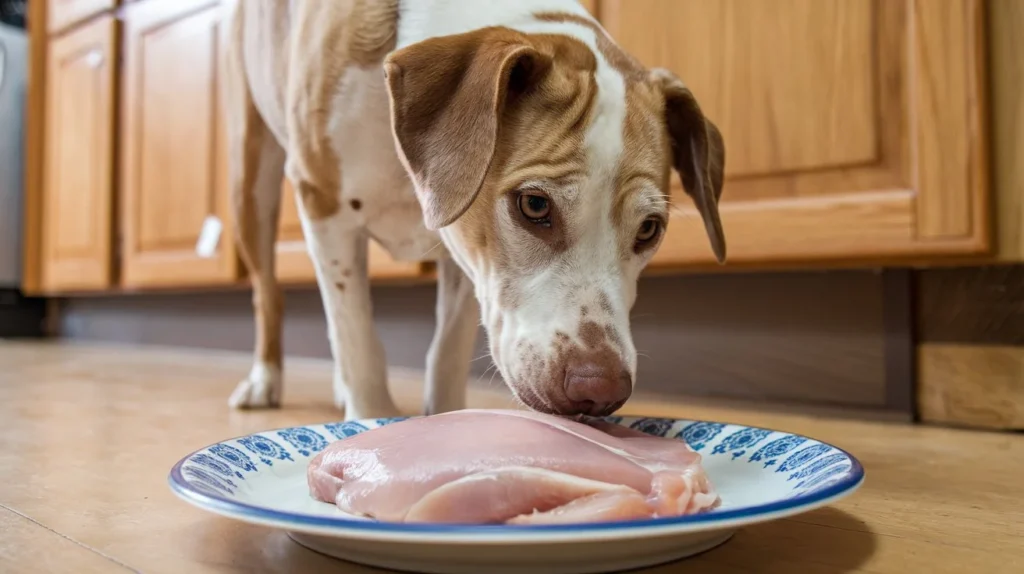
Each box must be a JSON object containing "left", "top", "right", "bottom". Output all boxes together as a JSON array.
[
  {"left": 46, "top": 0, "right": 118, "bottom": 33},
  {"left": 39, "top": 16, "right": 116, "bottom": 291},
  {"left": 119, "top": 0, "right": 236, "bottom": 288},
  {"left": 23, "top": 0, "right": 1013, "bottom": 296},
  {"left": 596, "top": 0, "right": 989, "bottom": 268}
]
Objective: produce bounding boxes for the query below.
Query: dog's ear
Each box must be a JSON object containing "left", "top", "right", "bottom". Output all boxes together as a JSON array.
[
  {"left": 384, "top": 29, "right": 552, "bottom": 230},
  {"left": 651, "top": 69, "right": 727, "bottom": 263}
]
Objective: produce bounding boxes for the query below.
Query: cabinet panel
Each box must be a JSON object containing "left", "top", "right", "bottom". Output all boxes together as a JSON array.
[
  {"left": 40, "top": 16, "right": 116, "bottom": 291},
  {"left": 120, "top": 0, "right": 236, "bottom": 287},
  {"left": 597, "top": 0, "right": 988, "bottom": 267},
  {"left": 46, "top": 0, "right": 117, "bottom": 34}
]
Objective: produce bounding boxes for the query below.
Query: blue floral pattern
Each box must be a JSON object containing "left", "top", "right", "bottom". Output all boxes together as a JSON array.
[
  {"left": 629, "top": 418, "right": 675, "bottom": 437},
  {"left": 238, "top": 435, "right": 294, "bottom": 466},
  {"left": 776, "top": 444, "right": 831, "bottom": 473},
  {"left": 788, "top": 453, "right": 846, "bottom": 482},
  {"left": 678, "top": 422, "right": 726, "bottom": 451},
  {"left": 324, "top": 421, "right": 369, "bottom": 439},
  {"left": 191, "top": 453, "right": 244, "bottom": 479},
  {"left": 183, "top": 466, "right": 236, "bottom": 495},
  {"left": 209, "top": 444, "right": 257, "bottom": 472},
  {"left": 749, "top": 436, "right": 807, "bottom": 468},
  {"left": 277, "top": 427, "right": 329, "bottom": 457},
  {"left": 711, "top": 428, "right": 771, "bottom": 458},
  {"left": 797, "top": 463, "right": 850, "bottom": 490},
  {"left": 375, "top": 417, "right": 406, "bottom": 427}
]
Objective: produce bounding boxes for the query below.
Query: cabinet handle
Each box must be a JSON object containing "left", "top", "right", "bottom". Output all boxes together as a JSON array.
[{"left": 86, "top": 50, "right": 104, "bottom": 68}]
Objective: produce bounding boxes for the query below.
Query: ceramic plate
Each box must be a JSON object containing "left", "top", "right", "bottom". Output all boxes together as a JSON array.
[{"left": 169, "top": 415, "right": 864, "bottom": 574}]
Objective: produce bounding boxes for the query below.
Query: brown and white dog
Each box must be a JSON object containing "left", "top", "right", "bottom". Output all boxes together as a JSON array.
[{"left": 223, "top": 0, "right": 725, "bottom": 421}]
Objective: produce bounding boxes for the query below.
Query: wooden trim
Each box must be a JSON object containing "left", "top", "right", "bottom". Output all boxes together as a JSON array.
[
  {"left": 46, "top": 0, "right": 118, "bottom": 35},
  {"left": 917, "top": 343, "right": 1024, "bottom": 429},
  {"left": 913, "top": 0, "right": 990, "bottom": 243},
  {"left": 883, "top": 269, "right": 915, "bottom": 414},
  {"left": 915, "top": 265, "right": 1023, "bottom": 346},
  {"left": 21, "top": 0, "right": 48, "bottom": 295},
  {"left": 989, "top": 0, "right": 1024, "bottom": 261}
]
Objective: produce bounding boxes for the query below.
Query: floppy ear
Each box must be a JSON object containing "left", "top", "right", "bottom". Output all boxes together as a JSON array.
[
  {"left": 651, "top": 69, "right": 727, "bottom": 263},
  {"left": 383, "top": 28, "right": 552, "bottom": 230}
]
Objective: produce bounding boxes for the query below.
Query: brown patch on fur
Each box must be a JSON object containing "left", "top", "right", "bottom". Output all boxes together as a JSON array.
[
  {"left": 579, "top": 320, "right": 607, "bottom": 349},
  {"left": 385, "top": 28, "right": 598, "bottom": 271},
  {"left": 335, "top": 281, "right": 345, "bottom": 291},
  {"left": 349, "top": 199, "right": 362, "bottom": 210},
  {"left": 341, "top": 268, "right": 352, "bottom": 277},
  {"left": 615, "top": 82, "right": 673, "bottom": 235},
  {"left": 534, "top": 12, "right": 646, "bottom": 84},
  {"left": 348, "top": 0, "right": 399, "bottom": 66},
  {"left": 581, "top": 305, "right": 589, "bottom": 317},
  {"left": 330, "top": 259, "right": 339, "bottom": 266},
  {"left": 296, "top": 180, "right": 341, "bottom": 220},
  {"left": 279, "top": 1, "right": 401, "bottom": 221}
]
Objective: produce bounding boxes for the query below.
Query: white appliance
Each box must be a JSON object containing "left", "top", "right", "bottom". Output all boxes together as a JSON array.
[{"left": 0, "top": 12, "right": 28, "bottom": 287}]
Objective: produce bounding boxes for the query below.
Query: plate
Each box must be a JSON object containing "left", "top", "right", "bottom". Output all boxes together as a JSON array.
[{"left": 169, "top": 414, "right": 864, "bottom": 574}]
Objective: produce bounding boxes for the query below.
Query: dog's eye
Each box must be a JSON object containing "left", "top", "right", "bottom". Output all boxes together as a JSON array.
[
  {"left": 636, "top": 218, "right": 661, "bottom": 243},
  {"left": 518, "top": 193, "right": 551, "bottom": 222}
]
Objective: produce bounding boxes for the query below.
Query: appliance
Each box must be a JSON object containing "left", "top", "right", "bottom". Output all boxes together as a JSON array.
[
  {"left": 0, "top": 0, "right": 45, "bottom": 337},
  {"left": 1, "top": 0, "right": 27, "bottom": 286}
]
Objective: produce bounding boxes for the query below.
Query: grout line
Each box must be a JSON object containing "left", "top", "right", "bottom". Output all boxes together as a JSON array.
[{"left": 0, "top": 503, "right": 141, "bottom": 573}]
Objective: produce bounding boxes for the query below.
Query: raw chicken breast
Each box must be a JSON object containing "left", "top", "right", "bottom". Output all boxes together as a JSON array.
[{"left": 307, "top": 409, "right": 719, "bottom": 525}]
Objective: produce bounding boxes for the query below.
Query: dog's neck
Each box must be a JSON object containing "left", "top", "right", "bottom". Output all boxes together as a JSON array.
[{"left": 396, "top": 0, "right": 597, "bottom": 48}]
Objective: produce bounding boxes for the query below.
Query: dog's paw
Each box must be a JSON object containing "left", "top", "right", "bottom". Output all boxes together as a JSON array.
[{"left": 228, "top": 363, "right": 282, "bottom": 409}]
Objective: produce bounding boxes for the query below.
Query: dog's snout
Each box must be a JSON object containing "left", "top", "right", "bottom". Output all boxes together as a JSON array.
[{"left": 564, "top": 359, "right": 632, "bottom": 416}]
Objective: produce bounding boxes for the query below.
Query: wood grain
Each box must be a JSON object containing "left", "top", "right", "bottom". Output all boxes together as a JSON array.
[
  {"left": 39, "top": 16, "right": 117, "bottom": 291},
  {"left": 0, "top": 506, "right": 130, "bottom": 573},
  {"left": 915, "top": 265, "right": 1024, "bottom": 345},
  {"left": 989, "top": 0, "right": 1024, "bottom": 261},
  {"left": 913, "top": 0, "right": 989, "bottom": 241},
  {"left": 594, "top": 0, "right": 990, "bottom": 268},
  {"left": 603, "top": 0, "right": 878, "bottom": 180},
  {"left": 0, "top": 342, "right": 1021, "bottom": 573},
  {"left": 119, "top": 0, "right": 237, "bottom": 288},
  {"left": 45, "top": 0, "right": 117, "bottom": 34},
  {"left": 20, "top": 0, "right": 50, "bottom": 295},
  {"left": 918, "top": 343, "right": 1024, "bottom": 429}
]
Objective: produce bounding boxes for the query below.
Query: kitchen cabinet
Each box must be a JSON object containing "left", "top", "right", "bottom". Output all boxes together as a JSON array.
[
  {"left": 46, "top": 0, "right": 118, "bottom": 34},
  {"left": 118, "top": 0, "right": 236, "bottom": 288},
  {"left": 23, "top": 0, "right": 1016, "bottom": 296},
  {"left": 595, "top": 0, "right": 989, "bottom": 268},
  {"left": 38, "top": 16, "right": 116, "bottom": 291}
]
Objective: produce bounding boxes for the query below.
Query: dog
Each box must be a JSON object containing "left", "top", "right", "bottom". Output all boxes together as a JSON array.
[{"left": 222, "top": 0, "right": 725, "bottom": 421}]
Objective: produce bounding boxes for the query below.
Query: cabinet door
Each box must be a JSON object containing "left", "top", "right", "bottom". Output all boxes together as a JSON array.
[
  {"left": 39, "top": 16, "right": 116, "bottom": 292},
  {"left": 597, "top": 0, "right": 988, "bottom": 268},
  {"left": 119, "top": 0, "right": 236, "bottom": 288},
  {"left": 275, "top": 180, "right": 424, "bottom": 283},
  {"left": 46, "top": 0, "right": 117, "bottom": 34}
]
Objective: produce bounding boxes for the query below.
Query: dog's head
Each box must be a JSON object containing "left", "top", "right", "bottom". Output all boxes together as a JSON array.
[{"left": 384, "top": 20, "right": 724, "bottom": 416}]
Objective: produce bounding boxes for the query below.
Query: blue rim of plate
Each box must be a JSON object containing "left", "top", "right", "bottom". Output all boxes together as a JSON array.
[{"left": 169, "top": 416, "right": 865, "bottom": 538}]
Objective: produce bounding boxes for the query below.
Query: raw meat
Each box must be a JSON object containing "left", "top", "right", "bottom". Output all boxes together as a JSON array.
[{"left": 307, "top": 409, "right": 719, "bottom": 524}]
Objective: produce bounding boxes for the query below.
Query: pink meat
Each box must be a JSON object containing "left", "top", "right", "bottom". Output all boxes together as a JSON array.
[{"left": 307, "top": 409, "right": 719, "bottom": 524}]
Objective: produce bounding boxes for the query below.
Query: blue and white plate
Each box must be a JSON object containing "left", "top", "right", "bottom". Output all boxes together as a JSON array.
[{"left": 169, "top": 415, "right": 864, "bottom": 574}]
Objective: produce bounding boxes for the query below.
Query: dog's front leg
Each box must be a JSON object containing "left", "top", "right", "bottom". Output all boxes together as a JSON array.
[
  {"left": 296, "top": 201, "right": 400, "bottom": 421},
  {"left": 424, "top": 257, "right": 480, "bottom": 415}
]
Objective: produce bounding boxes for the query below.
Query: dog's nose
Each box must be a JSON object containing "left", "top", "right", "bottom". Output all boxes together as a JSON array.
[{"left": 564, "top": 360, "right": 632, "bottom": 416}]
